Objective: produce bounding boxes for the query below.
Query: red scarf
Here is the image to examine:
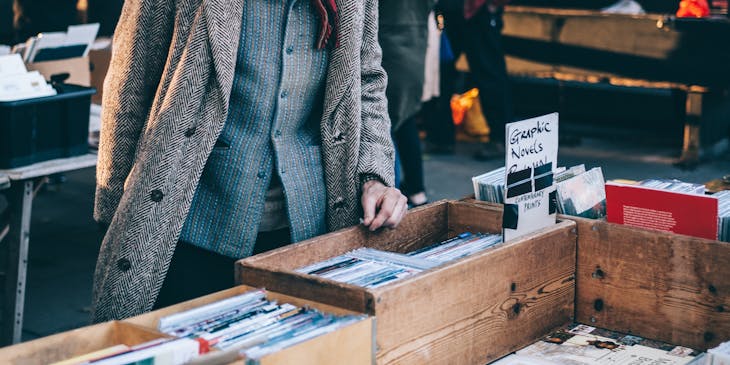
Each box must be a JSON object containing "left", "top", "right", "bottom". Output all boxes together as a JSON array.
[
  {"left": 311, "top": 0, "right": 339, "bottom": 49},
  {"left": 464, "top": 0, "right": 510, "bottom": 19}
]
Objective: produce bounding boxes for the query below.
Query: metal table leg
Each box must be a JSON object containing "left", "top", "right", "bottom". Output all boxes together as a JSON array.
[{"left": 1, "top": 180, "right": 33, "bottom": 346}]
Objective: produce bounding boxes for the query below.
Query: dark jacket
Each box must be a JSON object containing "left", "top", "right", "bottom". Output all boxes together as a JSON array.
[{"left": 379, "top": 0, "right": 435, "bottom": 131}]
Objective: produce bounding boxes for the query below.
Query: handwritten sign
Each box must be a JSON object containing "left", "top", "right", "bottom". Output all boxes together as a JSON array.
[{"left": 503, "top": 113, "right": 559, "bottom": 241}]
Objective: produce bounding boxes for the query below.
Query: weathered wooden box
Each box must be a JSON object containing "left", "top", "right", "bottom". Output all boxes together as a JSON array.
[
  {"left": 0, "top": 287, "right": 373, "bottom": 365},
  {"left": 126, "top": 285, "right": 374, "bottom": 365},
  {"left": 464, "top": 198, "right": 730, "bottom": 351},
  {"left": 0, "top": 321, "right": 167, "bottom": 365},
  {"left": 572, "top": 216, "right": 730, "bottom": 351},
  {"left": 237, "top": 200, "right": 578, "bottom": 364}
]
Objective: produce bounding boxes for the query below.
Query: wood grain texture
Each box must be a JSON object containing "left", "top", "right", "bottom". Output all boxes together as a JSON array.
[
  {"left": 447, "top": 200, "right": 504, "bottom": 235},
  {"left": 373, "top": 222, "right": 576, "bottom": 365},
  {"left": 127, "top": 285, "right": 374, "bottom": 365},
  {"left": 258, "top": 318, "right": 373, "bottom": 365},
  {"left": 572, "top": 217, "right": 730, "bottom": 350},
  {"left": 239, "top": 201, "right": 578, "bottom": 364},
  {"left": 244, "top": 201, "right": 449, "bottom": 269},
  {"left": 0, "top": 322, "right": 166, "bottom": 365},
  {"left": 236, "top": 265, "right": 376, "bottom": 314},
  {"left": 126, "top": 286, "right": 360, "bottom": 329}
]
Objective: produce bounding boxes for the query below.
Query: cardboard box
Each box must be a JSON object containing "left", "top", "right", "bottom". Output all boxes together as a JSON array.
[
  {"left": 88, "top": 43, "right": 111, "bottom": 105},
  {"left": 0, "top": 321, "right": 168, "bottom": 364},
  {"left": 26, "top": 57, "right": 91, "bottom": 87},
  {"left": 127, "top": 285, "right": 375, "bottom": 365},
  {"left": 238, "top": 201, "right": 578, "bottom": 365}
]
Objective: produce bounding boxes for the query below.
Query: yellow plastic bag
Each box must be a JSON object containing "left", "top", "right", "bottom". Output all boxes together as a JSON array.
[{"left": 450, "top": 88, "right": 489, "bottom": 137}]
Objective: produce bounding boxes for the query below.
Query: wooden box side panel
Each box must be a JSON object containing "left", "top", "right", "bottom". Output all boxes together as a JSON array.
[
  {"left": 238, "top": 263, "right": 374, "bottom": 314},
  {"left": 237, "top": 201, "right": 510, "bottom": 315},
  {"left": 574, "top": 218, "right": 730, "bottom": 350},
  {"left": 447, "top": 201, "right": 503, "bottom": 235},
  {"left": 0, "top": 322, "right": 165, "bottom": 365},
  {"left": 127, "top": 286, "right": 360, "bottom": 329},
  {"left": 243, "top": 201, "right": 449, "bottom": 270},
  {"left": 374, "top": 222, "right": 578, "bottom": 365},
  {"left": 255, "top": 317, "right": 374, "bottom": 365}
]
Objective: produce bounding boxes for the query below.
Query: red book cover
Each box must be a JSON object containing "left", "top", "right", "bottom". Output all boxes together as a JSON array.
[{"left": 606, "top": 182, "right": 719, "bottom": 240}]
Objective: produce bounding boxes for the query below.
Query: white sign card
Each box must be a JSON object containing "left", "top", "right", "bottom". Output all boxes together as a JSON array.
[{"left": 503, "top": 112, "right": 559, "bottom": 241}]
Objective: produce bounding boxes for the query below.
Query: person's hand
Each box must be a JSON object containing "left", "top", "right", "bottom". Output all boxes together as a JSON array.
[{"left": 361, "top": 180, "right": 408, "bottom": 231}]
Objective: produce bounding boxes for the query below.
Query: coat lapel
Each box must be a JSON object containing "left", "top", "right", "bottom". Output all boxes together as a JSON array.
[
  {"left": 322, "top": 0, "right": 358, "bottom": 123},
  {"left": 203, "top": 0, "right": 245, "bottom": 109}
]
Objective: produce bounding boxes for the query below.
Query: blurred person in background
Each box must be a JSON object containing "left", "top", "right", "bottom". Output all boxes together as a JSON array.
[
  {"left": 437, "top": 0, "right": 514, "bottom": 160},
  {"left": 379, "top": 0, "right": 435, "bottom": 207},
  {"left": 422, "top": 17, "right": 458, "bottom": 155}
]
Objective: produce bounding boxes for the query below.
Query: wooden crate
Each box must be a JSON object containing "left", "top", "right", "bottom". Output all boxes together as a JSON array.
[
  {"left": 237, "top": 200, "right": 578, "bottom": 365},
  {"left": 460, "top": 199, "right": 730, "bottom": 350},
  {"left": 127, "top": 285, "right": 374, "bottom": 365},
  {"left": 0, "top": 321, "right": 167, "bottom": 365},
  {"left": 572, "top": 216, "right": 730, "bottom": 351}
]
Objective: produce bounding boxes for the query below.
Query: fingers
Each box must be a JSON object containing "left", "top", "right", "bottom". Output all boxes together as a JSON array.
[
  {"left": 368, "top": 189, "right": 406, "bottom": 231},
  {"left": 361, "top": 184, "right": 382, "bottom": 227},
  {"left": 383, "top": 195, "right": 408, "bottom": 229}
]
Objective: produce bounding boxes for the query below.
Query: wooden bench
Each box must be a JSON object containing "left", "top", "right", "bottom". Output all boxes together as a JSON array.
[{"left": 497, "top": 6, "right": 730, "bottom": 167}]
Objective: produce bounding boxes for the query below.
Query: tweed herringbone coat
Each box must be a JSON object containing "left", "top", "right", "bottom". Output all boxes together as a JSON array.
[{"left": 92, "top": 0, "right": 394, "bottom": 322}]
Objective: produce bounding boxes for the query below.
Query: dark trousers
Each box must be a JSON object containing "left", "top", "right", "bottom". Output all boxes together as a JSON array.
[
  {"left": 443, "top": 6, "right": 513, "bottom": 142},
  {"left": 424, "top": 59, "right": 459, "bottom": 147},
  {"left": 393, "top": 116, "right": 426, "bottom": 195},
  {"left": 153, "top": 228, "right": 291, "bottom": 309}
]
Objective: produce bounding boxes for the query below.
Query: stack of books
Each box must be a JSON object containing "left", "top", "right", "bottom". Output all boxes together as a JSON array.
[
  {"left": 555, "top": 166, "right": 607, "bottom": 219},
  {"left": 55, "top": 289, "right": 365, "bottom": 364},
  {"left": 297, "top": 232, "right": 503, "bottom": 288},
  {"left": 472, "top": 165, "right": 608, "bottom": 219},
  {"left": 297, "top": 248, "right": 434, "bottom": 288},
  {"left": 157, "top": 289, "right": 364, "bottom": 360},
  {"left": 408, "top": 232, "right": 503, "bottom": 264},
  {"left": 715, "top": 190, "right": 730, "bottom": 242},
  {"left": 639, "top": 179, "right": 706, "bottom": 195},
  {"left": 472, "top": 167, "right": 506, "bottom": 204}
]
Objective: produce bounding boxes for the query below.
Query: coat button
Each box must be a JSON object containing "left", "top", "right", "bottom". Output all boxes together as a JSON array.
[
  {"left": 150, "top": 189, "right": 164, "bottom": 202},
  {"left": 184, "top": 127, "right": 196, "bottom": 138},
  {"left": 117, "top": 258, "right": 131, "bottom": 272},
  {"left": 332, "top": 130, "right": 345, "bottom": 143},
  {"left": 333, "top": 196, "right": 345, "bottom": 209}
]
